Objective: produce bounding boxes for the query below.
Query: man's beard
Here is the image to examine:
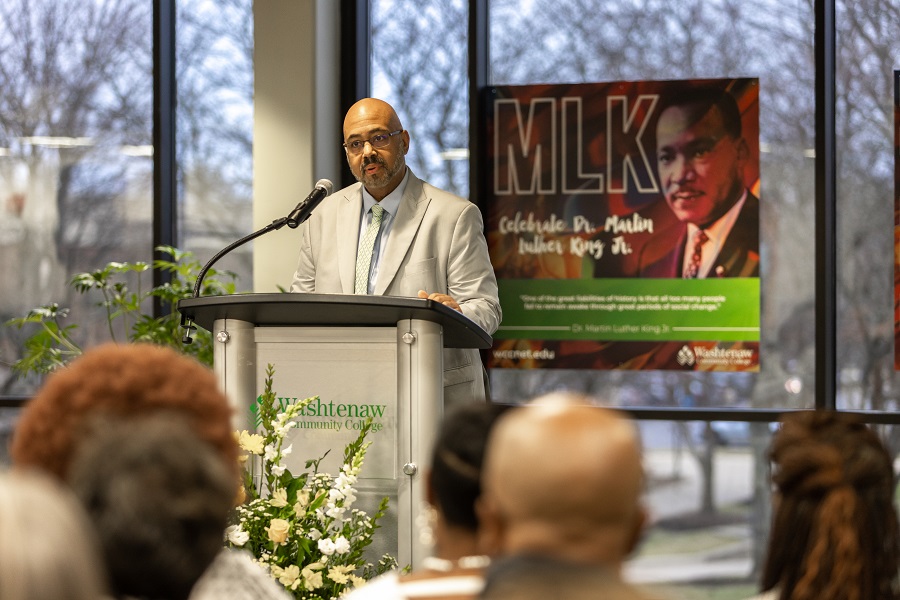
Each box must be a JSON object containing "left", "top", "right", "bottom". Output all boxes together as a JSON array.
[{"left": 355, "top": 153, "right": 405, "bottom": 189}]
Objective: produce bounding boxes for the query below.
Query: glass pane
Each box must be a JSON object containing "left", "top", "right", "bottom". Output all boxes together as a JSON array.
[
  {"left": 627, "top": 420, "right": 775, "bottom": 598},
  {"left": 176, "top": 0, "right": 254, "bottom": 290},
  {"left": 370, "top": 0, "right": 469, "bottom": 197},
  {"left": 835, "top": 0, "right": 900, "bottom": 412},
  {"left": 0, "top": 1, "right": 153, "bottom": 396},
  {"left": 487, "top": 0, "right": 816, "bottom": 410},
  {"left": 0, "top": 407, "right": 21, "bottom": 465}
]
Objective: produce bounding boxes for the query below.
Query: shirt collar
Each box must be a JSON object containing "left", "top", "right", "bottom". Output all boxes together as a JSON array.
[
  {"left": 361, "top": 168, "right": 409, "bottom": 218},
  {"left": 686, "top": 189, "right": 747, "bottom": 246}
]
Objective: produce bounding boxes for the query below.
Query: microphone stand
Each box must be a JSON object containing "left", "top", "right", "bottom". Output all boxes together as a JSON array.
[
  {"left": 180, "top": 216, "right": 290, "bottom": 344},
  {"left": 182, "top": 179, "right": 331, "bottom": 344}
]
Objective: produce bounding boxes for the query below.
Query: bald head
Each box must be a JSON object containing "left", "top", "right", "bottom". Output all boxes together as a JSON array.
[
  {"left": 343, "top": 98, "right": 404, "bottom": 137},
  {"left": 479, "top": 394, "right": 645, "bottom": 566}
]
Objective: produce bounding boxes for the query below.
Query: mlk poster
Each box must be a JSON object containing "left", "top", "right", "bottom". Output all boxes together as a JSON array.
[
  {"left": 484, "top": 78, "right": 761, "bottom": 371},
  {"left": 894, "top": 70, "right": 900, "bottom": 370}
]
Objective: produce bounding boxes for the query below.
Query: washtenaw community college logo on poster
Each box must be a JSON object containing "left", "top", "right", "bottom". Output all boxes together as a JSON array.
[
  {"left": 484, "top": 78, "right": 761, "bottom": 372},
  {"left": 677, "top": 345, "right": 696, "bottom": 367}
]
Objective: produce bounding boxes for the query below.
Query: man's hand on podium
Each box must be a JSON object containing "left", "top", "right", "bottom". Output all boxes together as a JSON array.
[{"left": 418, "top": 289, "right": 461, "bottom": 313}]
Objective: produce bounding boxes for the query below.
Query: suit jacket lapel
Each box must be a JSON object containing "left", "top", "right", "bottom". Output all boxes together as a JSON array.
[
  {"left": 338, "top": 184, "right": 363, "bottom": 293},
  {"left": 374, "top": 173, "right": 430, "bottom": 295},
  {"left": 711, "top": 193, "right": 760, "bottom": 277}
]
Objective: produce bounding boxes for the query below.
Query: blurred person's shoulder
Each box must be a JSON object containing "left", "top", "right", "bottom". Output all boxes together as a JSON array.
[
  {"left": 481, "top": 555, "right": 662, "bottom": 600},
  {"left": 344, "top": 567, "right": 483, "bottom": 600},
  {"left": 189, "top": 548, "right": 292, "bottom": 600},
  {"left": 340, "top": 571, "right": 401, "bottom": 600},
  {"left": 743, "top": 591, "right": 779, "bottom": 600},
  {"left": 400, "top": 567, "right": 483, "bottom": 600}
]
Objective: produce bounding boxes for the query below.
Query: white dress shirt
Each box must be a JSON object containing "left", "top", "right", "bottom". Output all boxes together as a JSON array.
[{"left": 357, "top": 170, "right": 409, "bottom": 294}]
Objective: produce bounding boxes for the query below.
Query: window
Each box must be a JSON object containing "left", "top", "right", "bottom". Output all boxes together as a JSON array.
[
  {"left": 0, "top": 1, "right": 256, "bottom": 458},
  {"left": 835, "top": 0, "right": 900, "bottom": 412},
  {"left": 177, "top": 0, "right": 254, "bottom": 287},
  {"left": 370, "top": 0, "right": 470, "bottom": 197},
  {"left": 367, "top": 1, "right": 900, "bottom": 597},
  {"left": 0, "top": 1, "right": 154, "bottom": 398}
]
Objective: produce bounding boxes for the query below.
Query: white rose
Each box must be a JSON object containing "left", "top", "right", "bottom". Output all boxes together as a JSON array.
[
  {"left": 266, "top": 518, "right": 291, "bottom": 544},
  {"left": 333, "top": 536, "right": 351, "bottom": 554},
  {"left": 317, "top": 538, "right": 336, "bottom": 555},
  {"left": 225, "top": 525, "right": 249, "bottom": 546}
]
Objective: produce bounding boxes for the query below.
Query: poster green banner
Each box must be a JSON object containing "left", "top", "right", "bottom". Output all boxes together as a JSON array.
[{"left": 497, "top": 278, "right": 759, "bottom": 342}]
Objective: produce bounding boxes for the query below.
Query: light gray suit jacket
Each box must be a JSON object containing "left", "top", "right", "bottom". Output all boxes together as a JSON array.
[{"left": 290, "top": 170, "right": 501, "bottom": 407}]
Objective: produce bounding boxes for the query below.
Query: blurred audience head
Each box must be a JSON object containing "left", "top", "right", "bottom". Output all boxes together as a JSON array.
[
  {"left": 69, "top": 414, "right": 235, "bottom": 600},
  {"left": 478, "top": 392, "right": 646, "bottom": 567},
  {"left": 11, "top": 342, "right": 239, "bottom": 486},
  {"left": 0, "top": 468, "right": 108, "bottom": 600},
  {"left": 426, "top": 401, "right": 510, "bottom": 558},
  {"left": 762, "top": 410, "right": 899, "bottom": 600}
]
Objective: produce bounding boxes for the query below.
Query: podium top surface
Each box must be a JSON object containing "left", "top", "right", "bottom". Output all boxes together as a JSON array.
[{"left": 178, "top": 293, "right": 492, "bottom": 349}]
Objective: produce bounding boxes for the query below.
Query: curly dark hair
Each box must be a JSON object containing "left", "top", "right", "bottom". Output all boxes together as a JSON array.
[
  {"left": 11, "top": 343, "right": 239, "bottom": 484},
  {"left": 762, "top": 410, "right": 899, "bottom": 600}
]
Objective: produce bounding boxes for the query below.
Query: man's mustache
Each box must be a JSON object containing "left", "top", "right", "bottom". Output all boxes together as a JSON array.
[{"left": 363, "top": 156, "right": 386, "bottom": 168}]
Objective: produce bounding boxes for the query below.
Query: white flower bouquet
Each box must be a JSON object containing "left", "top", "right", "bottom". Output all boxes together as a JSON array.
[{"left": 226, "top": 366, "right": 396, "bottom": 599}]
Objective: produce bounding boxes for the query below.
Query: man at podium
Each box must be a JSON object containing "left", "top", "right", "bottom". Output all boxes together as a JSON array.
[{"left": 291, "top": 98, "right": 501, "bottom": 406}]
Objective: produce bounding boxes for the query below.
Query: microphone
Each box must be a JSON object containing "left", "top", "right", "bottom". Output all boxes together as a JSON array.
[
  {"left": 286, "top": 179, "right": 334, "bottom": 228},
  {"left": 180, "top": 176, "right": 335, "bottom": 343}
]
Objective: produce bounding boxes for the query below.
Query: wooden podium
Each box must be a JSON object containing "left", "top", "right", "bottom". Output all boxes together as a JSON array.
[{"left": 178, "top": 293, "right": 492, "bottom": 568}]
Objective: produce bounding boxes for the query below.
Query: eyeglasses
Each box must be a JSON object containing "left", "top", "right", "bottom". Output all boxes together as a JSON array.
[{"left": 343, "top": 130, "right": 402, "bottom": 154}]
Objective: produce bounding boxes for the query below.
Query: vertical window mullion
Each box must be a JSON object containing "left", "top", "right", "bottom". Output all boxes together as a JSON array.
[
  {"left": 815, "top": 0, "right": 837, "bottom": 410},
  {"left": 152, "top": 0, "right": 177, "bottom": 317}
]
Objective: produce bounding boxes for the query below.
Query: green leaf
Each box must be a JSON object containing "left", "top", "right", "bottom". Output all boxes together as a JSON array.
[
  {"left": 308, "top": 490, "right": 328, "bottom": 511},
  {"left": 5, "top": 245, "right": 241, "bottom": 377}
]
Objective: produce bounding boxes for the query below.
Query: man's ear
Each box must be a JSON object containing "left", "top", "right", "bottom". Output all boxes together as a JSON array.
[
  {"left": 401, "top": 130, "right": 410, "bottom": 154},
  {"left": 624, "top": 504, "right": 648, "bottom": 557},
  {"left": 475, "top": 494, "right": 505, "bottom": 557}
]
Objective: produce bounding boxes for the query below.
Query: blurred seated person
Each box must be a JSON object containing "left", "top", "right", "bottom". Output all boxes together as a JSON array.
[
  {"left": 343, "top": 402, "right": 509, "bottom": 600},
  {"left": 10, "top": 342, "right": 291, "bottom": 600},
  {"left": 748, "top": 410, "right": 899, "bottom": 600},
  {"left": 477, "top": 393, "right": 661, "bottom": 600},
  {"left": 0, "top": 468, "right": 108, "bottom": 600},
  {"left": 69, "top": 414, "right": 235, "bottom": 600}
]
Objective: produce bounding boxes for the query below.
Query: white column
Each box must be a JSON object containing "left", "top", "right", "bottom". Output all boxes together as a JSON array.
[{"left": 253, "top": 0, "right": 341, "bottom": 292}]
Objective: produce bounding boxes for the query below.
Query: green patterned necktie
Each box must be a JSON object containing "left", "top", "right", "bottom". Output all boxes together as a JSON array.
[{"left": 354, "top": 203, "right": 385, "bottom": 294}]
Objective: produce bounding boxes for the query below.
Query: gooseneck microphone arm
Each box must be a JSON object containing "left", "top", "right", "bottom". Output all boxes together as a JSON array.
[
  {"left": 190, "top": 218, "right": 287, "bottom": 300},
  {"left": 180, "top": 218, "right": 288, "bottom": 344},
  {"left": 181, "top": 179, "right": 334, "bottom": 344}
]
